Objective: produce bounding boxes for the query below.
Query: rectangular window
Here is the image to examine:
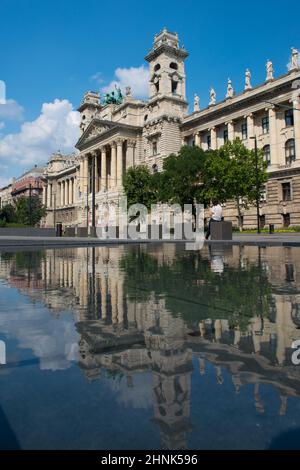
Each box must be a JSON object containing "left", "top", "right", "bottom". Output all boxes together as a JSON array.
[
  {"left": 262, "top": 116, "right": 269, "bottom": 134},
  {"left": 283, "top": 213, "right": 290, "bottom": 227},
  {"left": 282, "top": 182, "right": 291, "bottom": 202},
  {"left": 285, "top": 264, "right": 295, "bottom": 282},
  {"left": 285, "top": 109, "right": 294, "bottom": 127},
  {"left": 241, "top": 123, "right": 248, "bottom": 140},
  {"left": 260, "top": 185, "right": 267, "bottom": 201},
  {"left": 152, "top": 141, "right": 157, "bottom": 156},
  {"left": 223, "top": 129, "right": 228, "bottom": 143},
  {"left": 207, "top": 134, "right": 211, "bottom": 149},
  {"left": 259, "top": 215, "right": 266, "bottom": 229}
]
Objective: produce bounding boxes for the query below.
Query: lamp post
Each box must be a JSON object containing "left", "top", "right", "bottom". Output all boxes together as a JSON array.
[{"left": 250, "top": 136, "right": 261, "bottom": 234}]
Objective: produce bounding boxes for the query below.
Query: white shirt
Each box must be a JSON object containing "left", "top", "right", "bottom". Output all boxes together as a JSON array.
[{"left": 211, "top": 204, "right": 222, "bottom": 221}]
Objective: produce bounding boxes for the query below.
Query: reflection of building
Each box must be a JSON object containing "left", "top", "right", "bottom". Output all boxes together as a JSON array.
[
  {"left": 42, "top": 29, "right": 300, "bottom": 229},
  {"left": 1, "top": 244, "right": 300, "bottom": 447}
]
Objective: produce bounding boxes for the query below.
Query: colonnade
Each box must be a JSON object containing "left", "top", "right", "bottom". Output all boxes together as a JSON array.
[
  {"left": 79, "top": 138, "right": 136, "bottom": 194},
  {"left": 43, "top": 178, "right": 76, "bottom": 208}
]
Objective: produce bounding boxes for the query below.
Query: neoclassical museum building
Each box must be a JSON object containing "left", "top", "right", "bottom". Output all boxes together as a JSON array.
[{"left": 42, "top": 29, "right": 300, "bottom": 229}]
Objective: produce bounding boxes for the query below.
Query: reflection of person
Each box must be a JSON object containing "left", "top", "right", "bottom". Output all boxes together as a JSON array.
[{"left": 205, "top": 199, "right": 222, "bottom": 240}]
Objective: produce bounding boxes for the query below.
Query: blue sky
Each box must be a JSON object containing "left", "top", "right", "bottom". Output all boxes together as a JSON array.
[{"left": 0, "top": 0, "right": 299, "bottom": 184}]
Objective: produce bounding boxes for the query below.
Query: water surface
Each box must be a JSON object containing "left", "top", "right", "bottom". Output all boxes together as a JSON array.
[{"left": 0, "top": 244, "right": 300, "bottom": 450}]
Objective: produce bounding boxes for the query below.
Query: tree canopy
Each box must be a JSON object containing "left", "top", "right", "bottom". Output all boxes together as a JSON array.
[{"left": 122, "top": 138, "right": 268, "bottom": 229}]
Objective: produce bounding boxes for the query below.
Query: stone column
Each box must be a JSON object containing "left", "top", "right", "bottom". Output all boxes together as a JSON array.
[
  {"left": 72, "top": 178, "right": 75, "bottom": 204},
  {"left": 61, "top": 181, "right": 64, "bottom": 207},
  {"left": 293, "top": 98, "right": 300, "bottom": 161},
  {"left": 65, "top": 180, "right": 69, "bottom": 206},
  {"left": 79, "top": 156, "right": 84, "bottom": 193},
  {"left": 69, "top": 178, "right": 73, "bottom": 205},
  {"left": 94, "top": 152, "right": 99, "bottom": 193},
  {"left": 111, "top": 142, "right": 117, "bottom": 189},
  {"left": 47, "top": 183, "right": 51, "bottom": 207},
  {"left": 247, "top": 113, "right": 255, "bottom": 148},
  {"left": 227, "top": 121, "right": 234, "bottom": 141},
  {"left": 83, "top": 155, "right": 88, "bottom": 193},
  {"left": 126, "top": 139, "right": 135, "bottom": 168},
  {"left": 101, "top": 146, "right": 107, "bottom": 191},
  {"left": 43, "top": 184, "right": 47, "bottom": 206},
  {"left": 194, "top": 132, "right": 201, "bottom": 147},
  {"left": 269, "top": 106, "right": 279, "bottom": 166},
  {"left": 116, "top": 139, "right": 123, "bottom": 188},
  {"left": 210, "top": 127, "right": 217, "bottom": 150}
]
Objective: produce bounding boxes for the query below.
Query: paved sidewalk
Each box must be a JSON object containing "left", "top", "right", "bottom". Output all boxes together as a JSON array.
[{"left": 0, "top": 232, "right": 300, "bottom": 249}]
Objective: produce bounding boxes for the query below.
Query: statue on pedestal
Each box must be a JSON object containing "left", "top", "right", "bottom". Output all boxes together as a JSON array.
[
  {"left": 226, "top": 78, "right": 234, "bottom": 98},
  {"left": 290, "top": 47, "right": 299, "bottom": 71},
  {"left": 193, "top": 93, "right": 200, "bottom": 112},
  {"left": 245, "top": 69, "right": 252, "bottom": 90},
  {"left": 266, "top": 60, "right": 274, "bottom": 82},
  {"left": 209, "top": 88, "right": 216, "bottom": 106}
]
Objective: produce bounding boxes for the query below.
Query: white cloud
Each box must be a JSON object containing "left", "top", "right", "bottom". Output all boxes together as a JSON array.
[
  {"left": 0, "top": 99, "right": 24, "bottom": 120},
  {"left": 102, "top": 65, "right": 149, "bottom": 98},
  {"left": 0, "top": 99, "right": 80, "bottom": 167},
  {"left": 0, "top": 122, "right": 5, "bottom": 130},
  {"left": 90, "top": 71, "right": 104, "bottom": 86}
]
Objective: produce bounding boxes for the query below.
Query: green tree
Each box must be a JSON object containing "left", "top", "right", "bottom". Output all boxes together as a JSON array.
[
  {"left": 123, "top": 165, "right": 158, "bottom": 214},
  {"left": 0, "top": 204, "right": 16, "bottom": 224},
  {"left": 15, "top": 196, "right": 46, "bottom": 226},
  {"left": 158, "top": 145, "right": 206, "bottom": 215},
  {"left": 218, "top": 138, "right": 268, "bottom": 230}
]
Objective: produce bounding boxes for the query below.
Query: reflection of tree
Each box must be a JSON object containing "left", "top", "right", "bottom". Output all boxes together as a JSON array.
[{"left": 120, "top": 249, "right": 273, "bottom": 331}]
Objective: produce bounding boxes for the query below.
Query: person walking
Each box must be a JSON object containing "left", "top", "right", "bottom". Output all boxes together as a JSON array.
[{"left": 205, "top": 199, "right": 222, "bottom": 240}]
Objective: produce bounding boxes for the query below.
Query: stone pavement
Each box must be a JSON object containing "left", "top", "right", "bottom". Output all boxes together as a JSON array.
[{"left": 0, "top": 232, "right": 300, "bottom": 249}]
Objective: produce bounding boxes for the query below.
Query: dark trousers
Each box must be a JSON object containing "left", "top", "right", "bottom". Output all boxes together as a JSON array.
[{"left": 206, "top": 219, "right": 221, "bottom": 239}]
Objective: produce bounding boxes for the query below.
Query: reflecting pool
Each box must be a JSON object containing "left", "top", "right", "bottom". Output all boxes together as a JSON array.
[{"left": 0, "top": 243, "right": 300, "bottom": 450}]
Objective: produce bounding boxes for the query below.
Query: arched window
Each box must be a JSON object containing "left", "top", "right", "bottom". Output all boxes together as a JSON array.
[
  {"left": 263, "top": 145, "right": 271, "bottom": 166},
  {"left": 170, "top": 62, "right": 178, "bottom": 70},
  {"left": 285, "top": 139, "right": 296, "bottom": 166},
  {"left": 154, "top": 64, "right": 161, "bottom": 72},
  {"left": 152, "top": 163, "right": 158, "bottom": 173}
]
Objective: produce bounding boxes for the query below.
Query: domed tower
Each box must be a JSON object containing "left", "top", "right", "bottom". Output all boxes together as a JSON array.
[
  {"left": 77, "top": 91, "right": 101, "bottom": 135},
  {"left": 143, "top": 29, "right": 189, "bottom": 170}
]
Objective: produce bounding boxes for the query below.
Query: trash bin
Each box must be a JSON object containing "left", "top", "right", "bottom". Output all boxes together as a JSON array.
[
  {"left": 56, "top": 223, "right": 63, "bottom": 237},
  {"left": 269, "top": 224, "right": 274, "bottom": 234}
]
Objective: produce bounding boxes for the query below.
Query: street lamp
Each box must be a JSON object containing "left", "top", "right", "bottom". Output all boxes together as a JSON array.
[{"left": 250, "top": 136, "right": 261, "bottom": 234}]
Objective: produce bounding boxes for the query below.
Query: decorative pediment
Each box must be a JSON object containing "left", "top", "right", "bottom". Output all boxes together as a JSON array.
[{"left": 76, "top": 119, "right": 116, "bottom": 147}]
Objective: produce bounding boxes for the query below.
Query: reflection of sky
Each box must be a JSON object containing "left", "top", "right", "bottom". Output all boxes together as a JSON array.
[
  {"left": 104, "top": 372, "right": 153, "bottom": 410},
  {"left": 0, "top": 284, "right": 79, "bottom": 371}
]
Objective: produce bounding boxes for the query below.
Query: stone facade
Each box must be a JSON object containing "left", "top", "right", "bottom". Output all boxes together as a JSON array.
[
  {"left": 42, "top": 29, "right": 300, "bottom": 229},
  {"left": 42, "top": 152, "right": 79, "bottom": 227}
]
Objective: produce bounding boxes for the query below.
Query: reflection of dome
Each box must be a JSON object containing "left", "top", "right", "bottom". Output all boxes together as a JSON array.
[{"left": 291, "top": 303, "right": 300, "bottom": 327}]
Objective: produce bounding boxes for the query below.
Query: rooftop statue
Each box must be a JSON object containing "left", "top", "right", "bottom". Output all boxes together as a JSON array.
[
  {"left": 102, "top": 85, "right": 123, "bottom": 105},
  {"left": 245, "top": 69, "right": 252, "bottom": 90},
  {"left": 266, "top": 59, "right": 274, "bottom": 82},
  {"left": 290, "top": 47, "right": 299, "bottom": 71}
]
